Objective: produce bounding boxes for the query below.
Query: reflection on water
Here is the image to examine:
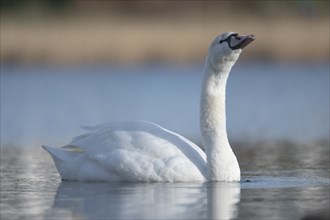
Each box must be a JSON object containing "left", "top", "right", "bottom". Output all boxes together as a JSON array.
[
  {"left": 48, "top": 181, "right": 240, "bottom": 220},
  {"left": 207, "top": 182, "right": 240, "bottom": 219},
  {"left": 1, "top": 145, "right": 329, "bottom": 220}
]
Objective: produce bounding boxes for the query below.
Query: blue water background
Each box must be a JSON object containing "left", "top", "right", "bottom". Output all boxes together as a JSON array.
[{"left": 1, "top": 62, "right": 328, "bottom": 148}]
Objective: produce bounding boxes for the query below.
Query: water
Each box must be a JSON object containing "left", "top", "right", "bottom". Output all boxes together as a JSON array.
[
  {"left": 1, "top": 63, "right": 329, "bottom": 219},
  {"left": 1, "top": 144, "right": 329, "bottom": 220},
  {"left": 1, "top": 63, "right": 329, "bottom": 147}
]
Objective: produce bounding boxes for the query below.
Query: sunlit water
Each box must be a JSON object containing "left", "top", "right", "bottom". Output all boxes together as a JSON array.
[{"left": 1, "top": 63, "right": 329, "bottom": 219}]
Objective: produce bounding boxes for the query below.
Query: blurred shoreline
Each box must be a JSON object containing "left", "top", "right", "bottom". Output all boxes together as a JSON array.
[{"left": 1, "top": 14, "right": 329, "bottom": 65}]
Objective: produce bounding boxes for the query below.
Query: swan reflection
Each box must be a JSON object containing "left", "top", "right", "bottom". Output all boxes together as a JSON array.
[
  {"left": 207, "top": 182, "right": 240, "bottom": 219},
  {"left": 49, "top": 181, "right": 240, "bottom": 220}
]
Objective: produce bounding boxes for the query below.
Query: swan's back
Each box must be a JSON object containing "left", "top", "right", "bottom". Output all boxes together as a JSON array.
[{"left": 43, "top": 121, "right": 206, "bottom": 182}]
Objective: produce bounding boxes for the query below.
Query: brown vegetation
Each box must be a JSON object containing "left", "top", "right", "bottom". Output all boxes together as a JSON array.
[{"left": 1, "top": 1, "right": 329, "bottom": 65}]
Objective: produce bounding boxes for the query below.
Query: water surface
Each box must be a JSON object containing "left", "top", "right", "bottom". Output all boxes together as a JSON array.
[
  {"left": 1, "top": 63, "right": 329, "bottom": 147},
  {"left": 1, "top": 143, "right": 329, "bottom": 220}
]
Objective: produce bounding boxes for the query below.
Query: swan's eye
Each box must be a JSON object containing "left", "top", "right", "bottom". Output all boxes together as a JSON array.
[{"left": 219, "top": 33, "right": 239, "bottom": 44}]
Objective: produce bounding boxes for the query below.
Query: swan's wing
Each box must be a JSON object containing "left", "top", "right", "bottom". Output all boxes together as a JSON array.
[
  {"left": 71, "top": 121, "right": 204, "bottom": 157},
  {"left": 68, "top": 121, "right": 206, "bottom": 181}
]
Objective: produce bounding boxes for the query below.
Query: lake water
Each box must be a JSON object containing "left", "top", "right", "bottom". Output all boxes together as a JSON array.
[
  {"left": 1, "top": 144, "right": 329, "bottom": 220},
  {"left": 1, "top": 63, "right": 329, "bottom": 147},
  {"left": 1, "top": 63, "right": 329, "bottom": 219}
]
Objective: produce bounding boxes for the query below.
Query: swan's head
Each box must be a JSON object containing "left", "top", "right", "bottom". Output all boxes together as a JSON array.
[{"left": 207, "top": 32, "right": 255, "bottom": 68}]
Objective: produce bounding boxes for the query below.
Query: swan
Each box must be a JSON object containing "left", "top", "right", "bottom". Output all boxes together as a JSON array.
[{"left": 42, "top": 32, "right": 255, "bottom": 182}]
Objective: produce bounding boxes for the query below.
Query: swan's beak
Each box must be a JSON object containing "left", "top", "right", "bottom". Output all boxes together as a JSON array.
[{"left": 230, "top": 34, "right": 256, "bottom": 50}]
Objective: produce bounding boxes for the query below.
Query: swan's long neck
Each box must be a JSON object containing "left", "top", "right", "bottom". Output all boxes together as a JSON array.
[{"left": 200, "top": 57, "right": 240, "bottom": 181}]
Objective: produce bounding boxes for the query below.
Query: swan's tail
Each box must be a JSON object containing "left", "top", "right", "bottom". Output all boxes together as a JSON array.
[{"left": 42, "top": 145, "right": 81, "bottom": 162}]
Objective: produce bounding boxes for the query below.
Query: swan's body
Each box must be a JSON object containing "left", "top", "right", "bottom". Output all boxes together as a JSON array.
[
  {"left": 44, "top": 121, "right": 207, "bottom": 182},
  {"left": 43, "top": 32, "right": 255, "bottom": 182}
]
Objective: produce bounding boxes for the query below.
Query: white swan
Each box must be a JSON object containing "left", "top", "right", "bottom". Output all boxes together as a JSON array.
[{"left": 42, "top": 32, "right": 255, "bottom": 182}]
